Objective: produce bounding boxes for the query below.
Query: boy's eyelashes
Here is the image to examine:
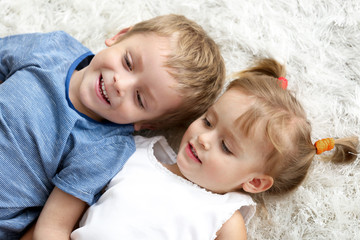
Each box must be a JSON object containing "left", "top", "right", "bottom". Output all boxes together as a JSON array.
[
  {"left": 124, "top": 52, "right": 133, "bottom": 71},
  {"left": 122, "top": 52, "right": 144, "bottom": 110},
  {"left": 136, "top": 90, "right": 145, "bottom": 109}
]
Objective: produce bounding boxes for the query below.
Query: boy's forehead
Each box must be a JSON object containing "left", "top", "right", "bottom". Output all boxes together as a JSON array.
[
  {"left": 129, "top": 33, "right": 172, "bottom": 57},
  {"left": 125, "top": 32, "right": 176, "bottom": 58},
  {"left": 126, "top": 31, "right": 172, "bottom": 43},
  {"left": 120, "top": 33, "right": 172, "bottom": 64}
]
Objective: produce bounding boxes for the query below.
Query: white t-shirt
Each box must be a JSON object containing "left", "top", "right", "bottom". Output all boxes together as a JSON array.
[{"left": 71, "top": 136, "right": 256, "bottom": 240}]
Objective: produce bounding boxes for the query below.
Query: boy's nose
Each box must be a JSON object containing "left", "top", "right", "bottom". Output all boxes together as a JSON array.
[{"left": 113, "top": 75, "right": 132, "bottom": 97}]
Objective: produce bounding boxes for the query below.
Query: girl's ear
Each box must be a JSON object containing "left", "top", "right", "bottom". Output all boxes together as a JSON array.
[
  {"left": 242, "top": 175, "right": 273, "bottom": 194},
  {"left": 105, "top": 27, "right": 133, "bottom": 47}
]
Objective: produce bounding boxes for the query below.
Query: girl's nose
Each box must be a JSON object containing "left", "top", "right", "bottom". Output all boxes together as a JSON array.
[{"left": 198, "top": 132, "right": 211, "bottom": 150}]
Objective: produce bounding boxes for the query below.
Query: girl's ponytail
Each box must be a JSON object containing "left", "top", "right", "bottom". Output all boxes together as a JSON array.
[
  {"left": 240, "top": 58, "right": 286, "bottom": 79},
  {"left": 316, "top": 137, "right": 359, "bottom": 164}
]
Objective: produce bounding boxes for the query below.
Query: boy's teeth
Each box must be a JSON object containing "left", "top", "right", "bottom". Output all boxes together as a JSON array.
[
  {"left": 101, "top": 82, "right": 107, "bottom": 96},
  {"left": 100, "top": 78, "right": 110, "bottom": 103}
]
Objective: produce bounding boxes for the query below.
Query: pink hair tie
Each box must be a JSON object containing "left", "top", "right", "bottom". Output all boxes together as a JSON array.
[{"left": 278, "top": 77, "right": 288, "bottom": 89}]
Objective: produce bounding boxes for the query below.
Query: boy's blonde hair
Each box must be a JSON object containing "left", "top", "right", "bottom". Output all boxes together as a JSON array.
[
  {"left": 116, "top": 14, "right": 225, "bottom": 129},
  {"left": 228, "top": 58, "right": 358, "bottom": 204}
]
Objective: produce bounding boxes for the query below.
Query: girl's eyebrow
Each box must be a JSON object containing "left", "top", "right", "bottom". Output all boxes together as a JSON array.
[
  {"left": 213, "top": 105, "right": 244, "bottom": 155},
  {"left": 224, "top": 126, "right": 243, "bottom": 156},
  {"left": 210, "top": 105, "right": 243, "bottom": 154},
  {"left": 207, "top": 106, "right": 218, "bottom": 122}
]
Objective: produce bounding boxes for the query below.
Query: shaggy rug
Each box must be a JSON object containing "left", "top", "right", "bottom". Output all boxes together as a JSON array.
[{"left": 1, "top": 0, "right": 359, "bottom": 239}]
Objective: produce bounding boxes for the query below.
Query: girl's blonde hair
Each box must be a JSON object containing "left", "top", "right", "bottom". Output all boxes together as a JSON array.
[{"left": 228, "top": 58, "right": 358, "bottom": 204}]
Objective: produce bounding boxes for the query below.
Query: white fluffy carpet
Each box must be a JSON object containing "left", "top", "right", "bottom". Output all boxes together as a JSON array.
[{"left": 2, "top": 0, "right": 359, "bottom": 239}]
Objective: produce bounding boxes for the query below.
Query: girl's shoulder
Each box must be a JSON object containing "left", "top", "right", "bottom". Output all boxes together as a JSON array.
[{"left": 216, "top": 210, "right": 247, "bottom": 240}]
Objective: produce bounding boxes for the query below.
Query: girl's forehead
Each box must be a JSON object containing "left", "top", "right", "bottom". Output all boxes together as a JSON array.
[
  {"left": 216, "top": 89, "right": 249, "bottom": 105},
  {"left": 215, "top": 89, "right": 272, "bottom": 153},
  {"left": 214, "top": 89, "right": 255, "bottom": 119}
]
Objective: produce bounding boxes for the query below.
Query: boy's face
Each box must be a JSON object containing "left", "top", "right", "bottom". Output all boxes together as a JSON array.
[
  {"left": 73, "top": 32, "right": 182, "bottom": 130},
  {"left": 176, "top": 89, "right": 273, "bottom": 194}
]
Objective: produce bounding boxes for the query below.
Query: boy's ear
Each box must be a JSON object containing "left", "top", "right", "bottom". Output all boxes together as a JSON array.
[
  {"left": 105, "top": 27, "right": 133, "bottom": 47},
  {"left": 242, "top": 175, "right": 274, "bottom": 194},
  {"left": 133, "top": 123, "right": 157, "bottom": 131}
]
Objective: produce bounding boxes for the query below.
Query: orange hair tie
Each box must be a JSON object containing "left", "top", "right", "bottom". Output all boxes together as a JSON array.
[
  {"left": 278, "top": 77, "right": 288, "bottom": 89},
  {"left": 314, "top": 138, "right": 335, "bottom": 154}
]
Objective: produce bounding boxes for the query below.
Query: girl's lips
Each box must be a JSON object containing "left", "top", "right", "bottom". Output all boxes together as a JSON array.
[{"left": 186, "top": 143, "right": 202, "bottom": 163}]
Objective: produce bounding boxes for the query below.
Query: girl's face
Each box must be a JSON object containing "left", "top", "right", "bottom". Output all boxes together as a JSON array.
[{"left": 176, "top": 89, "right": 273, "bottom": 194}]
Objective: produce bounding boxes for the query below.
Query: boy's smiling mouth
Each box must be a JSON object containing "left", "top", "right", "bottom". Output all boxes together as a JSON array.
[{"left": 99, "top": 75, "right": 110, "bottom": 104}]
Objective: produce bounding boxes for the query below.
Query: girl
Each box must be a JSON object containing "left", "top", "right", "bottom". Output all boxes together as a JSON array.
[{"left": 71, "top": 58, "right": 358, "bottom": 240}]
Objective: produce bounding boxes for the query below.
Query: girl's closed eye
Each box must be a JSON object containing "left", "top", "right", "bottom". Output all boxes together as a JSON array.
[
  {"left": 136, "top": 90, "right": 145, "bottom": 109},
  {"left": 202, "top": 117, "right": 211, "bottom": 127},
  {"left": 124, "top": 52, "right": 133, "bottom": 71}
]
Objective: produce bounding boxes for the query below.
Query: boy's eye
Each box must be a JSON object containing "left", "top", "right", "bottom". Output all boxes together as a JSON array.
[
  {"left": 124, "top": 53, "right": 133, "bottom": 71},
  {"left": 202, "top": 117, "right": 211, "bottom": 127},
  {"left": 136, "top": 91, "right": 145, "bottom": 109},
  {"left": 221, "top": 141, "right": 232, "bottom": 154}
]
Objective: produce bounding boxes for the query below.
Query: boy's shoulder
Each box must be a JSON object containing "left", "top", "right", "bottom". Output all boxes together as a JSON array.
[
  {"left": 47, "top": 31, "right": 90, "bottom": 55},
  {"left": 46, "top": 30, "right": 78, "bottom": 42},
  {"left": 18, "top": 31, "right": 90, "bottom": 63},
  {"left": 1, "top": 31, "right": 87, "bottom": 53},
  {"left": 37, "top": 31, "right": 84, "bottom": 48},
  {"left": 2, "top": 30, "right": 72, "bottom": 41},
  {"left": 0, "top": 31, "right": 89, "bottom": 70}
]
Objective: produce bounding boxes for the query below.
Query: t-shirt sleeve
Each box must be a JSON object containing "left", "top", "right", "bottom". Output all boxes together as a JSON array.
[
  {"left": 0, "top": 31, "right": 86, "bottom": 83},
  {"left": 0, "top": 33, "right": 32, "bottom": 82},
  {"left": 52, "top": 135, "right": 135, "bottom": 205}
]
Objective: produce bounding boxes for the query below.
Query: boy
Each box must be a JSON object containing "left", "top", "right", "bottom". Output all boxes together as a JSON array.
[{"left": 0, "top": 14, "right": 225, "bottom": 239}]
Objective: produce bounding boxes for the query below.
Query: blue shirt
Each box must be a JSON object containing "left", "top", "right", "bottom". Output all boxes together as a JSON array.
[{"left": 0, "top": 31, "right": 135, "bottom": 238}]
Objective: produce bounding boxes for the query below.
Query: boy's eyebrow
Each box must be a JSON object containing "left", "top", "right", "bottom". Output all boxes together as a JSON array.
[
  {"left": 143, "top": 85, "right": 157, "bottom": 111},
  {"left": 133, "top": 50, "right": 143, "bottom": 72},
  {"left": 132, "top": 50, "right": 157, "bottom": 110}
]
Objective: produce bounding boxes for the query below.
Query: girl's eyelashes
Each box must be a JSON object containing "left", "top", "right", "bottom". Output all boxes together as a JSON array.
[
  {"left": 201, "top": 116, "right": 232, "bottom": 154},
  {"left": 221, "top": 141, "right": 232, "bottom": 154},
  {"left": 202, "top": 117, "right": 211, "bottom": 127},
  {"left": 124, "top": 52, "right": 133, "bottom": 71},
  {"left": 136, "top": 90, "right": 145, "bottom": 109}
]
